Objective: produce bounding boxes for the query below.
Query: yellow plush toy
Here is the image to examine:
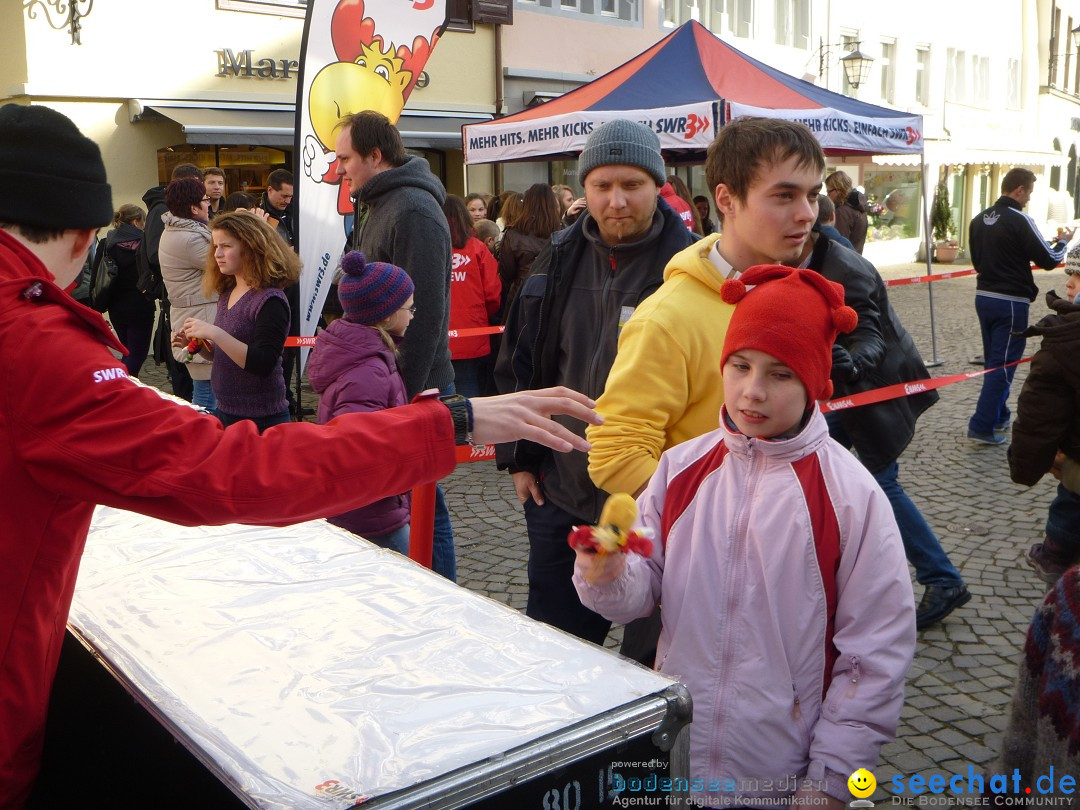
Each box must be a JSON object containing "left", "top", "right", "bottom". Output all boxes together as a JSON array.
[{"left": 568, "top": 493, "right": 654, "bottom": 584}]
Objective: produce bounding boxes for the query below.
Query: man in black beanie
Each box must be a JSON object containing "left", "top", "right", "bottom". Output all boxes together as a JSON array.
[
  {"left": 0, "top": 103, "right": 600, "bottom": 807},
  {"left": 494, "top": 119, "right": 696, "bottom": 646}
]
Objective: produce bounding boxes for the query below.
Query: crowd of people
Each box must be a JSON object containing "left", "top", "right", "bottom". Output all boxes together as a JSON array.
[{"left": 4, "top": 98, "right": 1080, "bottom": 807}]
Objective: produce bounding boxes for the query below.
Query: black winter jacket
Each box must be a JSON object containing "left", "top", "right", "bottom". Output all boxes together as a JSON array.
[
  {"left": 1009, "top": 291, "right": 1080, "bottom": 486},
  {"left": 349, "top": 156, "right": 452, "bottom": 398},
  {"left": 105, "top": 222, "right": 153, "bottom": 324},
  {"left": 970, "top": 196, "right": 1068, "bottom": 301},
  {"left": 810, "top": 234, "right": 938, "bottom": 473},
  {"left": 494, "top": 200, "right": 696, "bottom": 522}
]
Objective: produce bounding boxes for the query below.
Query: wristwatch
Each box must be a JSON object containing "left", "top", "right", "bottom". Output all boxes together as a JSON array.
[{"left": 439, "top": 394, "right": 474, "bottom": 446}]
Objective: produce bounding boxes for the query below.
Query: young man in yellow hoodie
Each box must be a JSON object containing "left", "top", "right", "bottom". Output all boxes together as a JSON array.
[
  {"left": 589, "top": 118, "right": 824, "bottom": 496},
  {"left": 587, "top": 117, "right": 825, "bottom": 663}
]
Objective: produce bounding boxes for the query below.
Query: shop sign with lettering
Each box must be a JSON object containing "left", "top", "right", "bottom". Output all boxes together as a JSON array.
[{"left": 216, "top": 49, "right": 299, "bottom": 79}]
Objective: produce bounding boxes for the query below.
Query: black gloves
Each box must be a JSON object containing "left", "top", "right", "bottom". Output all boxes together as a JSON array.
[{"left": 831, "top": 344, "right": 861, "bottom": 383}]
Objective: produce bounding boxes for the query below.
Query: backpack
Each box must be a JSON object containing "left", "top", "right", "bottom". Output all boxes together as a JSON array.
[
  {"left": 90, "top": 237, "right": 119, "bottom": 312},
  {"left": 135, "top": 236, "right": 164, "bottom": 302},
  {"left": 136, "top": 200, "right": 167, "bottom": 302}
]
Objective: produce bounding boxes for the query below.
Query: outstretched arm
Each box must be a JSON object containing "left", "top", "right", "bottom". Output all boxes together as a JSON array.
[{"left": 472, "top": 386, "right": 600, "bottom": 453}]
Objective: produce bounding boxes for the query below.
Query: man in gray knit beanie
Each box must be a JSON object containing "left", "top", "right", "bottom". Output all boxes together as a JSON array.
[
  {"left": 574, "top": 119, "right": 667, "bottom": 246},
  {"left": 494, "top": 117, "right": 695, "bottom": 647}
]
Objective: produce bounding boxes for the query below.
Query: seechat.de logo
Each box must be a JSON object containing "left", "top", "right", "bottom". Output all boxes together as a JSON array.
[{"left": 848, "top": 768, "right": 877, "bottom": 808}]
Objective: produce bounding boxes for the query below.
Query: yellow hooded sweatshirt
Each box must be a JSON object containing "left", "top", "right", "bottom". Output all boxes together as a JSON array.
[{"left": 587, "top": 234, "right": 736, "bottom": 496}]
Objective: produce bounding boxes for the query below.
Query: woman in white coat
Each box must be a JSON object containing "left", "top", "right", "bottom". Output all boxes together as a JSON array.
[{"left": 158, "top": 178, "right": 218, "bottom": 410}]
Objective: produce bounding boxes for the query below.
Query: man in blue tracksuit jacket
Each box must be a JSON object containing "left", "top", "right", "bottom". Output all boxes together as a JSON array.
[{"left": 967, "top": 168, "right": 1073, "bottom": 444}]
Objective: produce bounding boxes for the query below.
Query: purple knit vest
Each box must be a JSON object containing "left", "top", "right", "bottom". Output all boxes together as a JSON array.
[{"left": 211, "top": 286, "right": 288, "bottom": 417}]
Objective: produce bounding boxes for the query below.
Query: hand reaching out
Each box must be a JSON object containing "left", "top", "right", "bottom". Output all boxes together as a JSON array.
[{"left": 470, "top": 386, "right": 601, "bottom": 453}]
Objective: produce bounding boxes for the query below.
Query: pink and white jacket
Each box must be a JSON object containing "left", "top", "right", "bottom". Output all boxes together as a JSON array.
[{"left": 575, "top": 407, "right": 915, "bottom": 807}]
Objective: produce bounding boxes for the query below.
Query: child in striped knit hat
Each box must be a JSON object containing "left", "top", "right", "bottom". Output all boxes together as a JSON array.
[{"left": 307, "top": 251, "right": 416, "bottom": 555}]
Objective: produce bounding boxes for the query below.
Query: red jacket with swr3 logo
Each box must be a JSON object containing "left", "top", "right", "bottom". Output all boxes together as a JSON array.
[{"left": 0, "top": 229, "right": 455, "bottom": 807}]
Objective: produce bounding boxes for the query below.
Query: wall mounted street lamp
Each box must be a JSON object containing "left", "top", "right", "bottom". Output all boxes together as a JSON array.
[
  {"left": 817, "top": 37, "right": 874, "bottom": 90},
  {"left": 1072, "top": 24, "right": 1080, "bottom": 50},
  {"left": 22, "top": 0, "right": 93, "bottom": 45}
]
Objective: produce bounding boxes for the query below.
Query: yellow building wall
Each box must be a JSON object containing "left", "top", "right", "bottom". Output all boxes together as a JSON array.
[{"left": 4, "top": 2, "right": 495, "bottom": 204}]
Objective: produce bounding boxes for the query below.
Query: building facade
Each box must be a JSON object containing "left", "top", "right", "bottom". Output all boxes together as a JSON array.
[
  {"left": 2, "top": 0, "right": 498, "bottom": 211},
  {"left": 5, "top": 1, "right": 1078, "bottom": 266}
]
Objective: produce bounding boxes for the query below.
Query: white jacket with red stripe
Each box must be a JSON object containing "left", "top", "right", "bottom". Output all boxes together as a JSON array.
[{"left": 575, "top": 407, "right": 915, "bottom": 807}]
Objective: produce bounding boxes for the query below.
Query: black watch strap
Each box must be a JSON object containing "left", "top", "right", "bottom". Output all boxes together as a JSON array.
[{"left": 439, "top": 394, "right": 474, "bottom": 446}]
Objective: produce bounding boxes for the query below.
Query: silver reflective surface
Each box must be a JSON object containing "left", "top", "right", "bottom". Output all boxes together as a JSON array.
[{"left": 74, "top": 506, "right": 675, "bottom": 808}]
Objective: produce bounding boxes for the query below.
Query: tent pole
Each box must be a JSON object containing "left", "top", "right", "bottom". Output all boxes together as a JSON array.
[{"left": 920, "top": 152, "right": 941, "bottom": 367}]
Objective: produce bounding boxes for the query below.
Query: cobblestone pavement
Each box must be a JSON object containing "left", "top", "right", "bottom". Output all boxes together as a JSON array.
[{"left": 135, "top": 260, "right": 1066, "bottom": 798}]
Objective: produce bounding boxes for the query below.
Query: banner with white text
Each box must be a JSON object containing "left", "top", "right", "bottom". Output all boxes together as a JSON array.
[
  {"left": 295, "top": 0, "right": 447, "bottom": 366},
  {"left": 462, "top": 102, "right": 719, "bottom": 165},
  {"left": 726, "top": 102, "right": 923, "bottom": 154}
]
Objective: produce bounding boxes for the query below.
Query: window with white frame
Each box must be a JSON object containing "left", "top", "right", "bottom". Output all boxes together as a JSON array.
[
  {"left": 518, "top": 0, "right": 639, "bottom": 23},
  {"left": 839, "top": 34, "right": 858, "bottom": 95},
  {"left": 774, "top": 0, "right": 809, "bottom": 49},
  {"left": 915, "top": 47, "right": 930, "bottom": 106},
  {"left": 945, "top": 47, "right": 967, "bottom": 102},
  {"left": 681, "top": 0, "right": 702, "bottom": 23},
  {"left": 662, "top": 0, "right": 679, "bottom": 26},
  {"left": 715, "top": 0, "right": 752, "bottom": 39},
  {"left": 970, "top": 54, "right": 990, "bottom": 106},
  {"left": 879, "top": 39, "right": 895, "bottom": 102}
]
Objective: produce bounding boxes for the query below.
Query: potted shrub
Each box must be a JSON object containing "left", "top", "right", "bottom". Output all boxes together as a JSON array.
[{"left": 930, "top": 180, "right": 959, "bottom": 263}]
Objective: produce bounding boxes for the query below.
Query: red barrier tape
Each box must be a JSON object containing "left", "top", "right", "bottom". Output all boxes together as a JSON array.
[
  {"left": 884, "top": 268, "right": 976, "bottom": 287},
  {"left": 448, "top": 325, "right": 506, "bottom": 338},
  {"left": 821, "top": 357, "right": 1031, "bottom": 412},
  {"left": 455, "top": 444, "right": 497, "bottom": 463}
]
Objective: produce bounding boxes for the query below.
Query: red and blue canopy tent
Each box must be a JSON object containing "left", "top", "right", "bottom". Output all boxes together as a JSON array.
[
  {"left": 462, "top": 20, "right": 942, "bottom": 360},
  {"left": 462, "top": 20, "right": 924, "bottom": 165}
]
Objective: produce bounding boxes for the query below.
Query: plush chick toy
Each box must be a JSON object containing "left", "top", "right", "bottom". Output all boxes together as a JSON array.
[
  {"left": 184, "top": 337, "right": 211, "bottom": 362},
  {"left": 568, "top": 493, "right": 654, "bottom": 583}
]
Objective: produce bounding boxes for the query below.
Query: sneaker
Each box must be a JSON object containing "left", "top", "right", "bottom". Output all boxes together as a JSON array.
[
  {"left": 994, "top": 419, "right": 1011, "bottom": 433},
  {"left": 915, "top": 584, "right": 972, "bottom": 630},
  {"left": 967, "top": 428, "right": 1006, "bottom": 445},
  {"left": 1026, "top": 540, "right": 1078, "bottom": 585}
]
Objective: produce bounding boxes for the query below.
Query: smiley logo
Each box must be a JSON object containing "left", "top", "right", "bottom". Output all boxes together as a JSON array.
[{"left": 847, "top": 768, "right": 876, "bottom": 798}]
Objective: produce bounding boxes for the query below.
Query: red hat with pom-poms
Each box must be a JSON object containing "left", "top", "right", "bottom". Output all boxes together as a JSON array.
[{"left": 720, "top": 265, "right": 858, "bottom": 402}]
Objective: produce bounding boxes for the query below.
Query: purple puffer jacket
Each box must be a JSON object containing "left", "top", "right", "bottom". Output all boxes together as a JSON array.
[{"left": 307, "top": 319, "right": 409, "bottom": 537}]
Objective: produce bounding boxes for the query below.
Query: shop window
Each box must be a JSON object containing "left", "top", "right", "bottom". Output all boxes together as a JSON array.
[
  {"left": 157, "top": 145, "right": 292, "bottom": 201},
  {"left": 407, "top": 149, "right": 446, "bottom": 186},
  {"left": 549, "top": 159, "right": 582, "bottom": 194},
  {"left": 864, "top": 168, "right": 923, "bottom": 242},
  {"left": 948, "top": 169, "right": 966, "bottom": 242}
]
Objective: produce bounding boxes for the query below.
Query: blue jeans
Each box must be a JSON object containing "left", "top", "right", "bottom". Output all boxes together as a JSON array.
[
  {"left": 431, "top": 383, "right": 457, "bottom": 582},
  {"left": 192, "top": 378, "right": 216, "bottom": 412},
  {"left": 827, "top": 415, "right": 963, "bottom": 587},
  {"left": 1047, "top": 483, "right": 1080, "bottom": 554},
  {"left": 112, "top": 320, "right": 152, "bottom": 377},
  {"left": 969, "top": 295, "right": 1028, "bottom": 434},
  {"left": 368, "top": 523, "right": 410, "bottom": 556},
  {"left": 450, "top": 358, "right": 485, "bottom": 399},
  {"left": 523, "top": 497, "right": 611, "bottom": 644},
  {"left": 873, "top": 461, "right": 964, "bottom": 587}
]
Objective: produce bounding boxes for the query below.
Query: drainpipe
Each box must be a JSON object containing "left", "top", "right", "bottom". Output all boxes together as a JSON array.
[{"left": 494, "top": 23, "right": 504, "bottom": 194}]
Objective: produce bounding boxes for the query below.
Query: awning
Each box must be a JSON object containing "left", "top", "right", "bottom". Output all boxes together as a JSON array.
[
  {"left": 131, "top": 100, "right": 490, "bottom": 151},
  {"left": 145, "top": 105, "right": 294, "bottom": 147}
]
